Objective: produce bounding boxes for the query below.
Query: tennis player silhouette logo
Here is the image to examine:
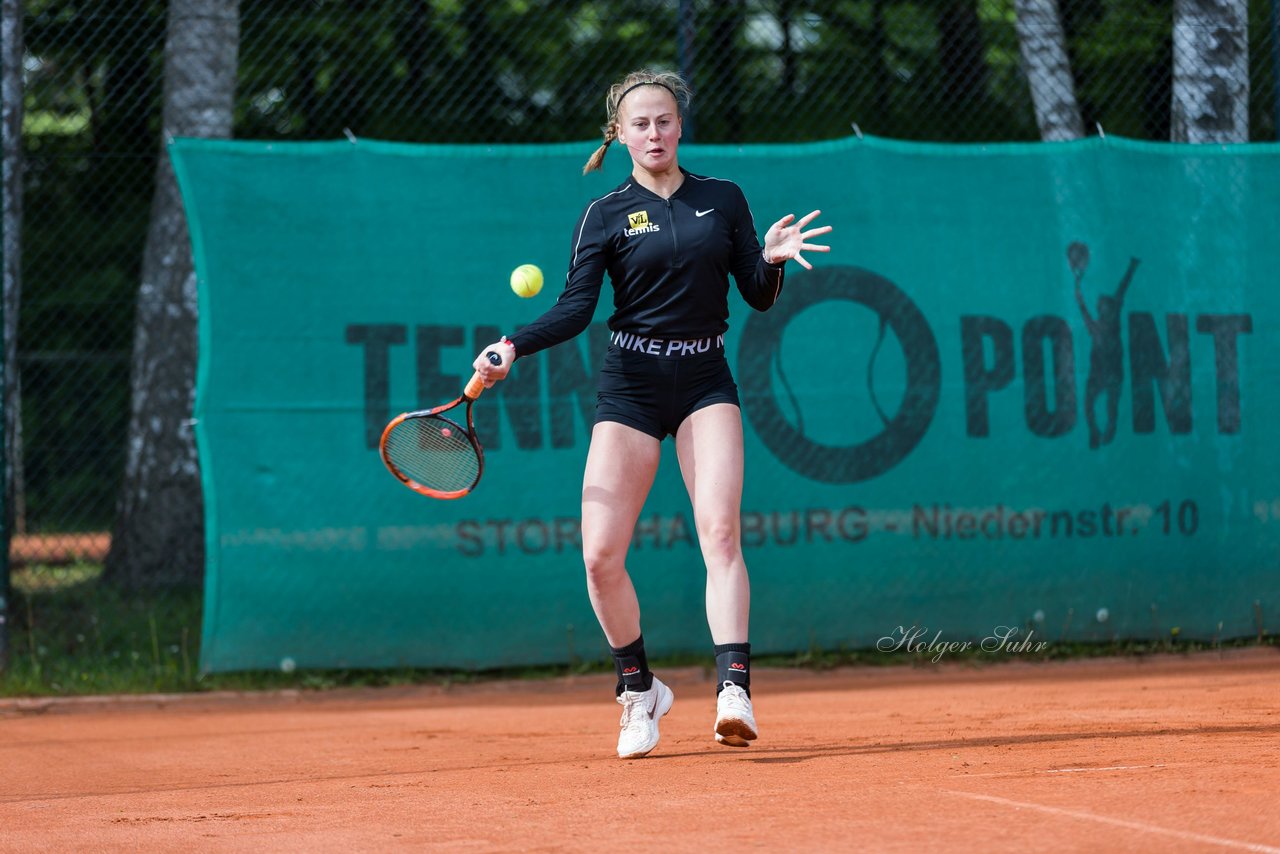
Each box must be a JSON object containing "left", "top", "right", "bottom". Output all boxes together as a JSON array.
[{"left": 1068, "top": 242, "right": 1140, "bottom": 450}]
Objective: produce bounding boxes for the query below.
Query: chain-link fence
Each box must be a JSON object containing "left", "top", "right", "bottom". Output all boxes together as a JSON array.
[{"left": 2, "top": 0, "right": 1277, "bottom": 688}]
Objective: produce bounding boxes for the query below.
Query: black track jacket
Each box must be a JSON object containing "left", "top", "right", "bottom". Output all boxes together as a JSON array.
[{"left": 509, "top": 169, "right": 785, "bottom": 357}]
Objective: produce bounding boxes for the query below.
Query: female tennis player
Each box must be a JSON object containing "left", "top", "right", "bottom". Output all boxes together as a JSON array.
[{"left": 473, "top": 69, "right": 831, "bottom": 759}]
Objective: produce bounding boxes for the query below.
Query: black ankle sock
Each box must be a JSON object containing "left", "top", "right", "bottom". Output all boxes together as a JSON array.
[
  {"left": 611, "top": 634, "right": 653, "bottom": 696},
  {"left": 714, "top": 642, "right": 751, "bottom": 698}
]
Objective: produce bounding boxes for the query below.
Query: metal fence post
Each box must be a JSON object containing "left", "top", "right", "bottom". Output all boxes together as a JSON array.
[
  {"left": 0, "top": 0, "right": 20, "bottom": 674},
  {"left": 0, "top": 204, "right": 8, "bottom": 675},
  {"left": 1273, "top": 0, "right": 1280, "bottom": 139},
  {"left": 678, "top": 0, "right": 696, "bottom": 142}
]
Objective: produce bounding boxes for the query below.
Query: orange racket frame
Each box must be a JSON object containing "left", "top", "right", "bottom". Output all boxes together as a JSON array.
[{"left": 378, "top": 355, "right": 498, "bottom": 499}]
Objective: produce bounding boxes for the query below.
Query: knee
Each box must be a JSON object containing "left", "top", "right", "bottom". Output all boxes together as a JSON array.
[
  {"left": 698, "top": 519, "right": 742, "bottom": 569},
  {"left": 582, "top": 541, "right": 628, "bottom": 586}
]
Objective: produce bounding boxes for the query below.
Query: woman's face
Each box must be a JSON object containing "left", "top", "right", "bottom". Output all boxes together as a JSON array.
[{"left": 617, "top": 86, "right": 682, "bottom": 174}]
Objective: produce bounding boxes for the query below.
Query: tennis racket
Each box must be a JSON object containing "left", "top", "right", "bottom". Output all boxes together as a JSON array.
[{"left": 379, "top": 351, "right": 502, "bottom": 499}]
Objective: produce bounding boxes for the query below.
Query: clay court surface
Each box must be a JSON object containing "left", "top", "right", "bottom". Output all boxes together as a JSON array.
[{"left": 2, "top": 649, "right": 1278, "bottom": 852}]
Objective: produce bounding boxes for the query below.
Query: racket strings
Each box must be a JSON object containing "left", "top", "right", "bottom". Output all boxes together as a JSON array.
[{"left": 383, "top": 415, "right": 480, "bottom": 493}]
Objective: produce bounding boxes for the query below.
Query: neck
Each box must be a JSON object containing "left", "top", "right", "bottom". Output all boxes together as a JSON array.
[{"left": 632, "top": 164, "right": 683, "bottom": 199}]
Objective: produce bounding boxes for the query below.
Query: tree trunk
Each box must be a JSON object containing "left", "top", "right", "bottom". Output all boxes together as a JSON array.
[
  {"left": 1144, "top": 23, "right": 1174, "bottom": 141},
  {"left": 1013, "top": 0, "right": 1085, "bottom": 141},
  {"left": 107, "top": 0, "right": 239, "bottom": 588},
  {"left": 938, "top": 0, "right": 992, "bottom": 112},
  {"left": 400, "top": 0, "right": 440, "bottom": 110},
  {"left": 1171, "top": 0, "right": 1249, "bottom": 142},
  {"left": 871, "top": 0, "right": 891, "bottom": 121},
  {"left": 1, "top": 0, "right": 23, "bottom": 668},
  {"left": 678, "top": 0, "right": 697, "bottom": 141},
  {"left": 777, "top": 0, "right": 796, "bottom": 96},
  {"left": 708, "top": 0, "right": 743, "bottom": 142}
]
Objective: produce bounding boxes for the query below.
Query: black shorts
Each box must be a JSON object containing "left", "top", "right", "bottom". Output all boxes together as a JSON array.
[{"left": 595, "top": 333, "right": 740, "bottom": 440}]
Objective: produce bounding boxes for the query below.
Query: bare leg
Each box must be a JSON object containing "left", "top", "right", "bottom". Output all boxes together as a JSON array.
[
  {"left": 675, "top": 403, "right": 749, "bottom": 644},
  {"left": 581, "top": 421, "right": 661, "bottom": 647}
]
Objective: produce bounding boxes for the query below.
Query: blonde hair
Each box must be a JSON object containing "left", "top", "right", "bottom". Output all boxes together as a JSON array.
[{"left": 582, "top": 69, "right": 691, "bottom": 175}]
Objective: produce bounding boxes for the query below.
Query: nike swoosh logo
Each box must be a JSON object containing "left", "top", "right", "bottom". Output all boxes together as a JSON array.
[{"left": 696, "top": 208, "right": 714, "bottom": 217}]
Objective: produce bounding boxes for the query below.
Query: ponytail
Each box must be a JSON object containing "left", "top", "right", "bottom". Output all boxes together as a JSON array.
[{"left": 582, "top": 124, "right": 617, "bottom": 174}]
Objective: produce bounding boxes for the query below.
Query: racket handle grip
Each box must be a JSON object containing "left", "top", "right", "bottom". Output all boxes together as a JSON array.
[{"left": 464, "top": 351, "right": 505, "bottom": 400}]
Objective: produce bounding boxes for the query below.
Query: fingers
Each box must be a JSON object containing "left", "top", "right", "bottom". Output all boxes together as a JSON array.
[
  {"left": 473, "top": 339, "right": 514, "bottom": 383},
  {"left": 474, "top": 362, "right": 506, "bottom": 384},
  {"left": 768, "top": 209, "right": 830, "bottom": 270},
  {"left": 795, "top": 209, "right": 822, "bottom": 228},
  {"left": 477, "top": 368, "right": 507, "bottom": 388}
]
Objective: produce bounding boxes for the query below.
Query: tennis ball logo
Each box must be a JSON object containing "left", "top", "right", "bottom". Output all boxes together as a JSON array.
[
  {"left": 738, "top": 266, "right": 940, "bottom": 483},
  {"left": 511, "top": 264, "right": 544, "bottom": 298}
]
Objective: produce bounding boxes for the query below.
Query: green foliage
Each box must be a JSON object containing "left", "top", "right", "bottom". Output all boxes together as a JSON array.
[
  {"left": 4, "top": 566, "right": 201, "bottom": 695},
  {"left": 20, "top": 128, "right": 140, "bottom": 530}
]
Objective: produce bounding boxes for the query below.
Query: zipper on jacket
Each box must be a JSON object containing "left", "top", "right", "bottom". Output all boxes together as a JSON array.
[{"left": 665, "top": 198, "right": 682, "bottom": 269}]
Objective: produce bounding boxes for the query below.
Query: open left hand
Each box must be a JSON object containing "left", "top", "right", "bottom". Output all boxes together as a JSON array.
[{"left": 763, "top": 209, "right": 832, "bottom": 270}]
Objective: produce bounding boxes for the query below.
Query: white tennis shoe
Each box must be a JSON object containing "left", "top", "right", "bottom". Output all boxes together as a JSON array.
[
  {"left": 616, "top": 676, "right": 674, "bottom": 759},
  {"left": 714, "top": 682, "right": 758, "bottom": 747}
]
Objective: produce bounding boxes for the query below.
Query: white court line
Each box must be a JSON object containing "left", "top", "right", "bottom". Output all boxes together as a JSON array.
[
  {"left": 1046, "top": 764, "right": 1167, "bottom": 773},
  {"left": 951, "top": 763, "right": 1172, "bottom": 779},
  {"left": 944, "top": 791, "right": 1280, "bottom": 853}
]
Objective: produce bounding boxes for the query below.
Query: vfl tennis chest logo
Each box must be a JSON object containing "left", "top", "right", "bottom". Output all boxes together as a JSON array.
[{"left": 624, "top": 210, "right": 661, "bottom": 237}]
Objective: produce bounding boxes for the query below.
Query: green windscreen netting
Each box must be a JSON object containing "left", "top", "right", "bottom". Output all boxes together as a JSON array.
[{"left": 171, "top": 135, "right": 1279, "bottom": 672}]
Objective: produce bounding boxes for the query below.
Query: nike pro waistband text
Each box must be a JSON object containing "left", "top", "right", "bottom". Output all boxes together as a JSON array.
[{"left": 610, "top": 331, "right": 726, "bottom": 358}]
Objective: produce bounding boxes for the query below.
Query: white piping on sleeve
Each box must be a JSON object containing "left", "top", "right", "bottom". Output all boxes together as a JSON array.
[{"left": 571, "top": 184, "right": 631, "bottom": 267}]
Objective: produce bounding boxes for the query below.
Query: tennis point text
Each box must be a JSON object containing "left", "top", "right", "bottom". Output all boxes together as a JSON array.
[{"left": 346, "top": 310, "right": 1252, "bottom": 458}]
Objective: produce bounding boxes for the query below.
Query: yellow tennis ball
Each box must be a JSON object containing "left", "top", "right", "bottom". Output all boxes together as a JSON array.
[{"left": 510, "top": 263, "right": 544, "bottom": 298}]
